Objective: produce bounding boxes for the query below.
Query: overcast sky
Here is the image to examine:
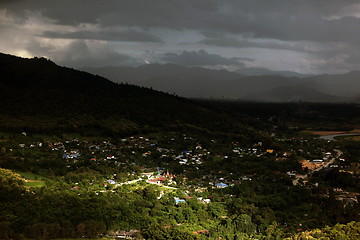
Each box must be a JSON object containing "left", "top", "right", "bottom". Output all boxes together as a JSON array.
[{"left": 1, "top": 0, "right": 360, "bottom": 74}]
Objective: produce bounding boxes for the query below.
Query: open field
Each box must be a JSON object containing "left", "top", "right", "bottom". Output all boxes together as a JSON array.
[
  {"left": 14, "top": 170, "right": 46, "bottom": 181},
  {"left": 12, "top": 170, "right": 47, "bottom": 187},
  {"left": 336, "top": 135, "right": 360, "bottom": 141},
  {"left": 305, "top": 129, "right": 360, "bottom": 136},
  {"left": 24, "top": 181, "right": 46, "bottom": 187}
]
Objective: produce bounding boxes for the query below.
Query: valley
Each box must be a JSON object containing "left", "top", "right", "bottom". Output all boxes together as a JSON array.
[
  {"left": 0, "top": 54, "right": 359, "bottom": 239},
  {"left": 2, "top": 0, "right": 360, "bottom": 239}
]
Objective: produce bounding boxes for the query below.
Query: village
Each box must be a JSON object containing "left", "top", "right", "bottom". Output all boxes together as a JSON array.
[
  {"left": 0, "top": 129, "right": 359, "bottom": 239},
  {"left": 8, "top": 131, "right": 358, "bottom": 208}
]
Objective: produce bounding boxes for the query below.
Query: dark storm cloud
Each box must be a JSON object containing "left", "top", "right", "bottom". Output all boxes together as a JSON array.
[
  {"left": 200, "top": 36, "right": 302, "bottom": 51},
  {"left": 199, "top": 34, "right": 349, "bottom": 59},
  {"left": 2, "top": 0, "right": 359, "bottom": 43},
  {"left": 43, "top": 29, "right": 163, "bottom": 43},
  {"left": 53, "top": 41, "right": 139, "bottom": 68},
  {"left": 345, "top": 49, "right": 360, "bottom": 64},
  {"left": 2, "top": 0, "right": 360, "bottom": 73},
  {"left": 161, "top": 50, "right": 249, "bottom": 67},
  {"left": 345, "top": 56, "right": 360, "bottom": 64}
]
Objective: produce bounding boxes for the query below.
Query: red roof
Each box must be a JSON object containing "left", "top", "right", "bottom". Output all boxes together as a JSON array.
[{"left": 155, "top": 177, "right": 166, "bottom": 181}]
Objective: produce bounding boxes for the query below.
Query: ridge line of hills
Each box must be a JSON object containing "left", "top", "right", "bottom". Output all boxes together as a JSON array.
[
  {"left": 0, "top": 52, "right": 260, "bottom": 140},
  {"left": 82, "top": 64, "right": 360, "bottom": 102}
]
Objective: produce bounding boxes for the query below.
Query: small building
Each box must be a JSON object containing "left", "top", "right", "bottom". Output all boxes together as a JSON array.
[
  {"left": 287, "top": 171, "right": 296, "bottom": 177},
  {"left": 215, "top": 183, "right": 229, "bottom": 188},
  {"left": 174, "top": 197, "right": 186, "bottom": 204},
  {"left": 106, "top": 180, "right": 116, "bottom": 184},
  {"left": 312, "top": 159, "right": 324, "bottom": 162}
]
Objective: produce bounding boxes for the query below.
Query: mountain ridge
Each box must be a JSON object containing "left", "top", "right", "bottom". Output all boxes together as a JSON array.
[
  {"left": 83, "top": 64, "right": 360, "bottom": 102},
  {"left": 0, "top": 52, "right": 259, "bottom": 139}
]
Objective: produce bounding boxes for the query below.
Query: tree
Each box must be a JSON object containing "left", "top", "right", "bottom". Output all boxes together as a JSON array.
[
  {"left": 286, "top": 221, "right": 360, "bottom": 240},
  {"left": 85, "top": 220, "right": 106, "bottom": 238},
  {"left": 76, "top": 223, "right": 86, "bottom": 238},
  {"left": 0, "top": 168, "right": 24, "bottom": 201},
  {"left": 234, "top": 214, "right": 256, "bottom": 234},
  {"left": 265, "top": 222, "right": 283, "bottom": 240},
  {"left": 0, "top": 221, "right": 11, "bottom": 240},
  {"left": 141, "top": 223, "right": 171, "bottom": 240}
]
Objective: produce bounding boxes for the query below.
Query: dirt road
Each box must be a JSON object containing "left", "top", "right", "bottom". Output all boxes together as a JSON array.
[{"left": 292, "top": 149, "right": 342, "bottom": 186}]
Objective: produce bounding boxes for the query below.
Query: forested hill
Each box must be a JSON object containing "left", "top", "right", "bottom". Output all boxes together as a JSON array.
[{"left": 0, "top": 53, "right": 256, "bottom": 138}]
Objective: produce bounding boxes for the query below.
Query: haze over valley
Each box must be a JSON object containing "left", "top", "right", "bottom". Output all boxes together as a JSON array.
[{"left": 84, "top": 64, "right": 360, "bottom": 102}]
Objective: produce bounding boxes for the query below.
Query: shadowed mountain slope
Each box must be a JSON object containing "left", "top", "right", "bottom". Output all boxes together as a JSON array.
[
  {"left": 0, "top": 53, "right": 258, "bottom": 138},
  {"left": 303, "top": 71, "right": 360, "bottom": 97}
]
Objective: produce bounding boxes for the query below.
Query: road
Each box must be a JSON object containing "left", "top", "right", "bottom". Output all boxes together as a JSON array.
[
  {"left": 114, "top": 178, "right": 177, "bottom": 190},
  {"left": 292, "top": 149, "right": 342, "bottom": 186},
  {"left": 115, "top": 178, "right": 142, "bottom": 187}
]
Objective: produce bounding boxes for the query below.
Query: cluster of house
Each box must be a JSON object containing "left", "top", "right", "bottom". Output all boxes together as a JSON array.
[
  {"left": 299, "top": 152, "right": 335, "bottom": 171},
  {"left": 173, "top": 148, "right": 206, "bottom": 165},
  {"left": 231, "top": 142, "right": 270, "bottom": 158},
  {"left": 332, "top": 188, "right": 359, "bottom": 206},
  {"left": 17, "top": 132, "right": 357, "bottom": 192},
  {"left": 107, "top": 229, "right": 140, "bottom": 239},
  {"left": 142, "top": 170, "right": 176, "bottom": 186},
  {"left": 18, "top": 142, "right": 43, "bottom": 148},
  {"left": 174, "top": 196, "right": 211, "bottom": 205},
  {"left": 232, "top": 142, "right": 293, "bottom": 160},
  {"left": 63, "top": 150, "right": 81, "bottom": 159},
  {"left": 18, "top": 134, "right": 278, "bottom": 179}
]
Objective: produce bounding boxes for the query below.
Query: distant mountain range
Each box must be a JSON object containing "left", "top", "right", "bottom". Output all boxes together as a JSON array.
[
  {"left": 235, "top": 67, "right": 313, "bottom": 78},
  {"left": 83, "top": 64, "right": 360, "bottom": 102}
]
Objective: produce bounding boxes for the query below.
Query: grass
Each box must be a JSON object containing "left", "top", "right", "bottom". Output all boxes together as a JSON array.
[
  {"left": 336, "top": 135, "right": 360, "bottom": 141},
  {"left": 349, "top": 136, "right": 360, "bottom": 141},
  {"left": 24, "top": 181, "right": 46, "bottom": 187},
  {"left": 13, "top": 170, "right": 46, "bottom": 181},
  {"left": 12, "top": 170, "right": 47, "bottom": 188}
]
